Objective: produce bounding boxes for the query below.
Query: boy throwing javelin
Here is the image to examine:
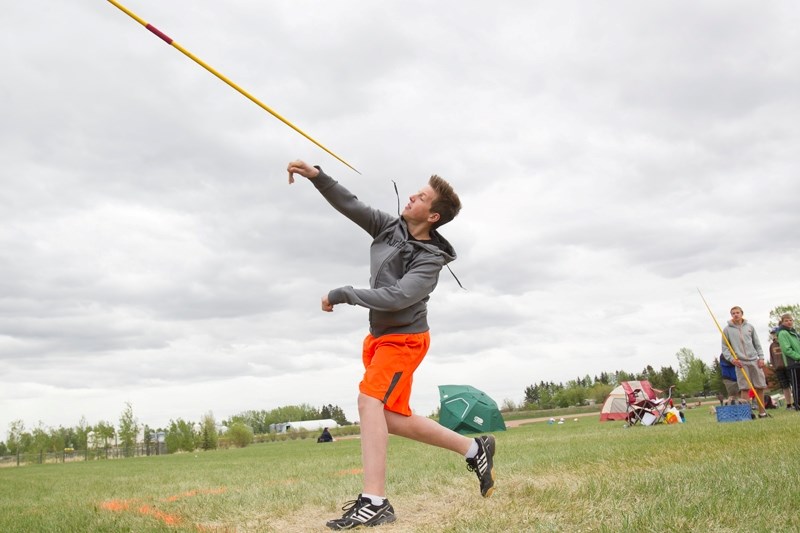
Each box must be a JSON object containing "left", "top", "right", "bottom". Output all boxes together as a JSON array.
[{"left": 287, "top": 160, "right": 496, "bottom": 530}]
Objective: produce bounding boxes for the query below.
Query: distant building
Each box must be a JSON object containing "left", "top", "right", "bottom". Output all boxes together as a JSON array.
[{"left": 269, "top": 419, "right": 339, "bottom": 433}]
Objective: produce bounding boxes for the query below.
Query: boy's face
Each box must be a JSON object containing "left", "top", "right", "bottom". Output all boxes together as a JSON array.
[
  {"left": 403, "top": 184, "right": 440, "bottom": 226},
  {"left": 730, "top": 308, "right": 744, "bottom": 324}
]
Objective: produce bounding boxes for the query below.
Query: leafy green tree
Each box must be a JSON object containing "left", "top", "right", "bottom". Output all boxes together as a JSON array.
[
  {"left": 48, "top": 426, "right": 67, "bottom": 452},
  {"left": 31, "top": 423, "right": 50, "bottom": 453},
  {"left": 165, "top": 419, "right": 196, "bottom": 453},
  {"left": 709, "top": 357, "right": 724, "bottom": 395},
  {"left": 538, "top": 386, "right": 555, "bottom": 409},
  {"left": 271, "top": 404, "right": 321, "bottom": 424},
  {"left": 675, "top": 348, "right": 708, "bottom": 395},
  {"left": 589, "top": 382, "right": 614, "bottom": 404},
  {"left": 142, "top": 425, "right": 154, "bottom": 455},
  {"left": 227, "top": 422, "right": 254, "bottom": 448},
  {"left": 768, "top": 304, "right": 800, "bottom": 329},
  {"left": 199, "top": 412, "right": 218, "bottom": 451},
  {"left": 231, "top": 403, "right": 346, "bottom": 434},
  {"left": 555, "top": 386, "right": 586, "bottom": 407},
  {"left": 118, "top": 402, "right": 139, "bottom": 457},
  {"left": 685, "top": 359, "right": 709, "bottom": 396},
  {"left": 654, "top": 366, "right": 680, "bottom": 390},
  {"left": 228, "top": 410, "right": 270, "bottom": 434},
  {"left": 17, "top": 431, "right": 33, "bottom": 454},
  {"left": 675, "top": 347, "right": 696, "bottom": 381},
  {"left": 74, "top": 416, "right": 90, "bottom": 450},
  {"left": 613, "top": 370, "right": 634, "bottom": 385},
  {"left": 0, "top": 441, "right": 7, "bottom": 456},
  {"left": 6, "top": 420, "right": 25, "bottom": 455},
  {"left": 94, "top": 421, "right": 116, "bottom": 450},
  {"left": 701, "top": 360, "right": 713, "bottom": 394}
]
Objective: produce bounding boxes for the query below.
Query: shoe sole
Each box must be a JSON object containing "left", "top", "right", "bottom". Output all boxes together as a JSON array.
[
  {"left": 325, "top": 513, "right": 397, "bottom": 530},
  {"left": 484, "top": 473, "right": 495, "bottom": 498},
  {"left": 482, "top": 436, "right": 496, "bottom": 498}
]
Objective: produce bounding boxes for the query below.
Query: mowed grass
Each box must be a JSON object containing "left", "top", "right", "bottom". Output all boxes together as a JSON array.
[{"left": 1, "top": 407, "right": 798, "bottom": 532}]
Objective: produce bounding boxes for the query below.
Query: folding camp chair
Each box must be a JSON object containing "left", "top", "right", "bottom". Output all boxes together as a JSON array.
[{"left": 625, "top": 381, "right": 675, "bottom": 426}]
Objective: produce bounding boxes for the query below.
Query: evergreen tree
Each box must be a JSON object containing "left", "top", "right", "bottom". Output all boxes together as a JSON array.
[{"left": 199, "top": 412, "right": 218, "bottom": 451}]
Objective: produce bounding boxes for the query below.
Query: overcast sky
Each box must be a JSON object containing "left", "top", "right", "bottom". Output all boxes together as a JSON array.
[{"left": 2, "top": 1, "right": 799, "bottom": 440}]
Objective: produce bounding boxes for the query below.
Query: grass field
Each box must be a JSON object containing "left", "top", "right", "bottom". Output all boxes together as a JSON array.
[{"left": 1, "top": 407, "right": 797, "bottom": 532}]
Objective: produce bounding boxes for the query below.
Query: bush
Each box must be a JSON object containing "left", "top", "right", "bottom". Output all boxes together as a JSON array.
[{"left": 226, "top": 423, "right": 254, "bottom": 448}]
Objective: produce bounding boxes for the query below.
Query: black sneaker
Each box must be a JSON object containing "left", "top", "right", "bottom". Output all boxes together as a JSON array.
[
  {"left": 326, "top": 495, "right": 396, "bottom": 530},
  {"left": 466, "top": 435, "right": 495, "bottom": 498}
]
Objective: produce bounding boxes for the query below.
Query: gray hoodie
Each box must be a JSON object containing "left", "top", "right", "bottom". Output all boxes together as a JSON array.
[
  {"left": 721, "top": 319, "right": 764, "bottom": 363},
  {"left": 313, "top": 169, "right": 456, "bottom": 337}
]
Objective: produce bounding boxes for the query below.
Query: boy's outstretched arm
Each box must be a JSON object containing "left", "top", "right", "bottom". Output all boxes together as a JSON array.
[
  {"left": 287, "top": 160, "right": 335, "bottom": 312},
  {"left": 287, "top": 160, "right": 319, "bottom": 184}
]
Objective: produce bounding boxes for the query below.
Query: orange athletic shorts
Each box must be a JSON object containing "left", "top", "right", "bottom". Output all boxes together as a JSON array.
[{"left": 360, "top": 331, "right": 430, "bottom": 416}]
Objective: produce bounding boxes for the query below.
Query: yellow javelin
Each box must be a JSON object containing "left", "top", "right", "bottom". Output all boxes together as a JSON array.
[
  {"left": 697, "top": 288, "right": 767, "bottom": 415},
  {"left": 106, "top": 0, "right": 360, "bottom": 174}
]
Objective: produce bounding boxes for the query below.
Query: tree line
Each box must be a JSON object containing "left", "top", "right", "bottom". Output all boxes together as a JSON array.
[
  {"left": 0, "top": 401, "right": 352, "bottom": 457},
  {"left": 5, "top": 304, "right": 796, "bottom": 456}
]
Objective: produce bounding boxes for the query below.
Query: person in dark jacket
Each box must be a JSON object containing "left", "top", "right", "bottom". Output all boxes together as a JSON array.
[
  {"left": 287, "top": 161, "right": 495, "bottom": 530},
  {"left": 317, "top": 427, "right": 333, "bottom": 443},
  {"left": 719, "top": 353, "right": 739, "bottom": 404}
]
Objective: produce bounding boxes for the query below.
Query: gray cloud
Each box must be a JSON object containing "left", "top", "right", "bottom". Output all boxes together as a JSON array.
[{"left": 2, "top": 1, "right": 799, "bottom": 437}]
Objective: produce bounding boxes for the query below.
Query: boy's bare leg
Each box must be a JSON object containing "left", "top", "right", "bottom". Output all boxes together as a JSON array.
[
  {"left": 386, "top": 410, "right": 496, "bottom": 498},
  {"left": 359, "top": 394, "right": 474, "bottom": 496},
  {"left": 359, "top": 393, "right": 389, "bottom": 496},
  {"left": 385, "top": 410, "right": 472, "bottom": 454},
  {"left": 359, "top": 393, "right": 495, "bottom": 500}
]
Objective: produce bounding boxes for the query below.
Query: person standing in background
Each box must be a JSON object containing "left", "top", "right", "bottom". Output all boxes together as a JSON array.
[
  {"left": 769, "top": 327, "right": 794, "bottom": 409},
  {"left": 775, "top": 314, "right": 800, "bottom": 412},
  {"left": 721, "top": 306, "right": 767, "bottom": 418}
]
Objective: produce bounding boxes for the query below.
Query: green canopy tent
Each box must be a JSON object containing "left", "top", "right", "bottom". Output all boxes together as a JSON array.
[{"left": 438, "top": 384, "right": 507, "bottom": 435}]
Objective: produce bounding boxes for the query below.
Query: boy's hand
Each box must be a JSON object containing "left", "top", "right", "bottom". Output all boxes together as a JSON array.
[
  {"left": 287, "top": 160, "right": 320, "bottom": 184},
  {"left": 321, "top": 295, "right": 334, "bottom": 312}
]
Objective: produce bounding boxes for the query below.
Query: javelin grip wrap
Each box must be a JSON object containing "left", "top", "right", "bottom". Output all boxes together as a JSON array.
[{"left": 146, "top": 24, "right": 173, "bottom": 44}]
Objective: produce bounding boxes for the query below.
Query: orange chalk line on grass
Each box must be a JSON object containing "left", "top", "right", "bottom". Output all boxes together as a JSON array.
[
  {"left": 100, "top": 487, "right": 227, "bottom": 527},
  {"left": 335, "top": 468, "right": 363, "bottom": 477}
]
